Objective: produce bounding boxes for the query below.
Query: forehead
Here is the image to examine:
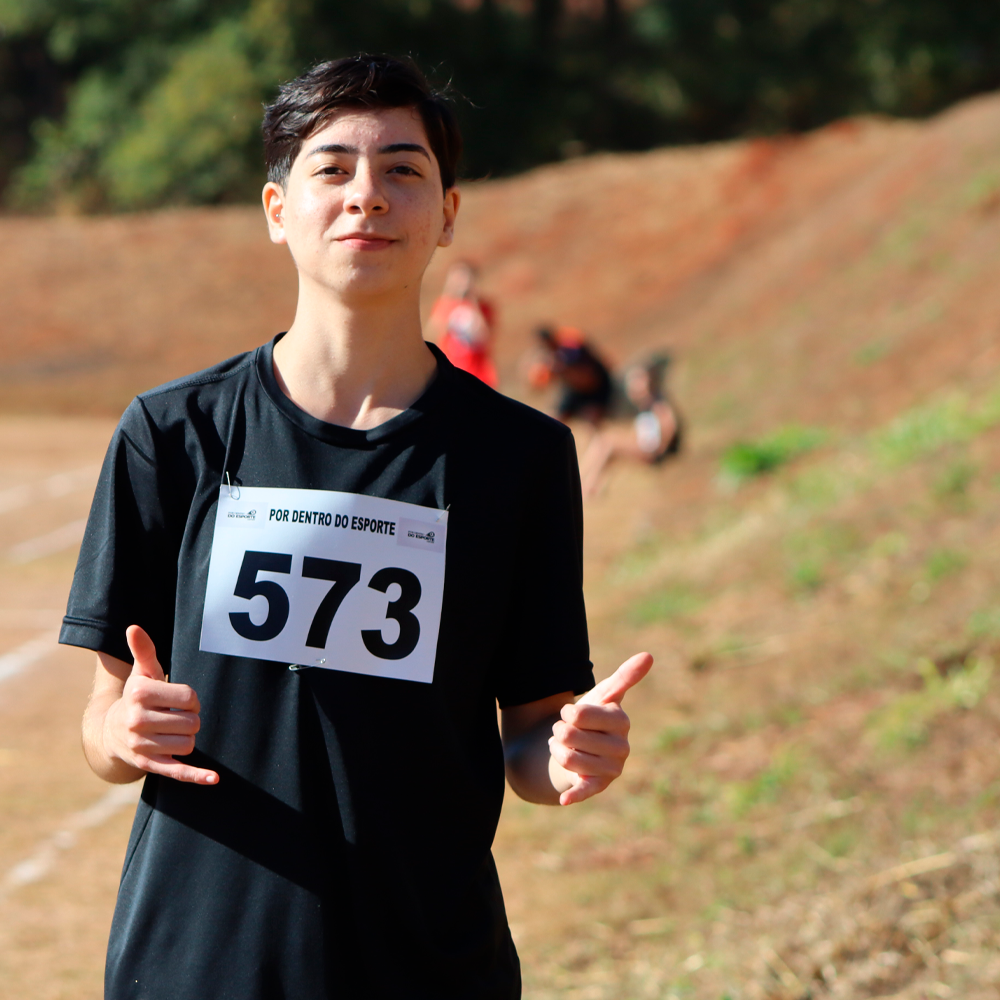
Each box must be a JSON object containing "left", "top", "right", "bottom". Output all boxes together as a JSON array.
[{"left": 300, "top": 105, "right": 432, "bottom": 154}]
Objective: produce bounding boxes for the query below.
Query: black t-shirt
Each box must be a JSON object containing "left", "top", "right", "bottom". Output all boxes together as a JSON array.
[{"left": 60, "top": 338, "right": 593, "bottom": 1000}]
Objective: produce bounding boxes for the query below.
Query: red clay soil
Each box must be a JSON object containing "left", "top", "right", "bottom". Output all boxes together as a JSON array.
[
  {"left": 0, "top": 101, "right": 955, "bottom": 417},
  {"left": 3, "top": 93, "right": 1000, "bottom": 444}
]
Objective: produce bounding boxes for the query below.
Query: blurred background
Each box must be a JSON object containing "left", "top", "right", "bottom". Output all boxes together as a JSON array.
[{"left": 3, "top": 1, "right": 1000, "bottom": 998}]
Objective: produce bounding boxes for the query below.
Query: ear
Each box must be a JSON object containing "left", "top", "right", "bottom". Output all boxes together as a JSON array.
[
  {"left": 437, "top": 186, "right": 461, "bottom": 249},
  {"left": 262, "top": 181, "right": 288, "bottom": 245}
]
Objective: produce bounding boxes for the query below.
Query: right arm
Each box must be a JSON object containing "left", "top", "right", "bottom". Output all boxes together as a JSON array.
[{"left": 82, "top": 624, "right": 219, "bottom": 785}]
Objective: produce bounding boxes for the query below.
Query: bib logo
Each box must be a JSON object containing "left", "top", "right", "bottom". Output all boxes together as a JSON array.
[
  {"left": 397, "top": 518, "right": 445, "bottom": 554},
  {"left": 227, "top": 509, "right": 257, "bottom": 521}
]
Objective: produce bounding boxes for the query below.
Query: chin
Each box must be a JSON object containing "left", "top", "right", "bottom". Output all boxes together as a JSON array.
[
  {"left": 316, "top": 256, "right": 430, "bottom": 301},
  {"left": 327, "top": 266, "right": 411, "bottom": 301}
]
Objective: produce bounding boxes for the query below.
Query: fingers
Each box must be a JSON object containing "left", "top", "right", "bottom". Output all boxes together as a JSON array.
[
  {"left": 131, "top": 733, "right": 198, "bottom": 756},
  {"left": 550, "top": 720, "right": 628, "bottom": 762},
  {"left": 139, "top": 754, "right": 219, "bottom": 785},
  {"left": 112, "top": 625, "right": 214, "bottom": 785},
  {"left": 579, "top": 651, "right": 653, "bottom": 707},
  {"left": 560, "top": 700, "right": 630, "bottom": 735},
  {"left": 129, "top": 709, "right": 201, "bottom": 737},
  {"left": 126, "top": 625, "right": 166, "bottom": 682},
  {"left": 559, "top": 774, "right": 610, "bottom": 806},
  {"left": 548, "top": 738, "right": 625, "bottom": 778},
  {"left": 130, "top": 677, "right": 200, "bottom": 713},
  {"left": 548, "top": 653, "right": 650, "bottom": 807}
]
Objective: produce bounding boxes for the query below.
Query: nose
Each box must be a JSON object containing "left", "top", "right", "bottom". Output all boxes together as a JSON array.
[{"left": 345, "top": 159, "right": 387, "bottom": 216}]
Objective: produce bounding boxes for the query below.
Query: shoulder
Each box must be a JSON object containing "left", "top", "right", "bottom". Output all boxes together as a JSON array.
[
  {"left": 139, "top": 349, "right": 255, "bottom": 406},
  {"left": 443, "top": 363, "right": 572, "bottom": 453},
  {"left": 116, "top": 348, "right": 257, "bottom": 453}
]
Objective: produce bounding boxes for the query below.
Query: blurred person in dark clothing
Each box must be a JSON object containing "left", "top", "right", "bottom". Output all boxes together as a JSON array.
[{"left": 528, "top": 325, "right": 613, "bottom": 425}]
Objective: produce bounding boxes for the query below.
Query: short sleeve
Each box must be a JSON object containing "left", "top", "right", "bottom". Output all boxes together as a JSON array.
[
  {"left": 491, "top": 429, "right": 594, "bottom": 708},
  {"left": 59, "top": 399, "right": 183, "bottom": 667}
]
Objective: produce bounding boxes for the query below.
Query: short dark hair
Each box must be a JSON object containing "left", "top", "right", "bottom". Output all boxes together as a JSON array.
[{"left": 262, "top": 55, "right": 462, "bottom": 191}]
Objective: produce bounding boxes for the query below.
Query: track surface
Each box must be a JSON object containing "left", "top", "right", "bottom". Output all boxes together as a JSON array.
[{"left": 0, "top": 416, "right": 129, "bottom": 1000}]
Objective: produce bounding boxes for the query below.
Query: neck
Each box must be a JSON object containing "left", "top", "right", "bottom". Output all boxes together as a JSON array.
[{"left": 272, "top": 275, "right": 437, "bottom": 430}]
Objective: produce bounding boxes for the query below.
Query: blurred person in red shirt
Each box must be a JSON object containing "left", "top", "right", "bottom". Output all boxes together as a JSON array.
[{"left": 428, "top": 260, "right": 498, "bottom": 387}]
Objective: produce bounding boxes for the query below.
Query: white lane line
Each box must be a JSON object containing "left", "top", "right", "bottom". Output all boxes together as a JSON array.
[
  {"left": 0, "top": 465, "right": 100, "bottom": 517},
  {"left": 7, "top": 518, "right": 88, "bottom": 564},
  {"left": 0, "top": 633, "right": 55, "bottom": 685},
  {"left": 1, "top": 784, "right": 142, "bottom": 898}
]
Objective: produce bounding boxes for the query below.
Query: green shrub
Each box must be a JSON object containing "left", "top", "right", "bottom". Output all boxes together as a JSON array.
[
  {"left": 720, "top": 425, "right": 826, "bottom": 484},
  {"left": 102, "top": 21, "right": 266, "bottom": 208}
]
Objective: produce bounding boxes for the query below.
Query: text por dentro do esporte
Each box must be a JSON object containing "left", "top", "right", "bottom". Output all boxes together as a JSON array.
[{"left": 269, "top": 508, "right": 397, "bottom": 536}]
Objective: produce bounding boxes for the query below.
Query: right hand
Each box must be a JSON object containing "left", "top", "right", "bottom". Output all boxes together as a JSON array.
[{"left": 102, "top": 624, "right": 219, "bottom": 785}]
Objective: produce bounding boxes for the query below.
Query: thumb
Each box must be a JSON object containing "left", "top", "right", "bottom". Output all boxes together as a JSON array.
[
  {"left": 126, "top": 625, "right": 165, "bottom": 681},
  {"left": 579, "top": 652, "right": 653, "bottom": 707}
]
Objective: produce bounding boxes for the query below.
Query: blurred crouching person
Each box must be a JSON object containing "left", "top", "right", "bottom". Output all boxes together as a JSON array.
[{"left": 580, "top": 355, "right": 682, "bottom": 496}]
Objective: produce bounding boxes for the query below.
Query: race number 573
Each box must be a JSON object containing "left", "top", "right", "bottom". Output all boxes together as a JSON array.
[{"left": 228, "top": 550, "right": 422, "bottom": 660}]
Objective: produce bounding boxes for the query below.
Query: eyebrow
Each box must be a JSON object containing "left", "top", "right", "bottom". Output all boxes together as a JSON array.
[{"left": 307, "top": 142, "right": 431, "bottom": 159}]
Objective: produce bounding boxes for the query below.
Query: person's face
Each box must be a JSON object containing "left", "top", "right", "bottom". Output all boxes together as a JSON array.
[
  {"left": 262, "top": 106, "right": 460, "bottom": 302},
  {"left": 625, "top": 368, "right": 653, "bottom": 407},
  {"left": 443, "top": 262, "right": 475, "bottom": 299}
]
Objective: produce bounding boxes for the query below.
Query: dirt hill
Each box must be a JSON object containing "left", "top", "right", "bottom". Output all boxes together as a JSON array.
[{"left": 4, "top": 92, "right": 1000, "bottom": 999}]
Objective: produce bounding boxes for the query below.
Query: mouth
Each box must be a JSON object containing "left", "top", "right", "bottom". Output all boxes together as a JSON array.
[{"left": 336, "top": 233, "right": 396, "bottom": 251}]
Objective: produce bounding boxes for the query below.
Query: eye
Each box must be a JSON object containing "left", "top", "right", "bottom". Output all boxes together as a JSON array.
[
  {"left": 389, "top": 164, "right": 422, "bottom": 177},
  {"left": 316, "top": 164, "right": 346, "bottom": 177}
]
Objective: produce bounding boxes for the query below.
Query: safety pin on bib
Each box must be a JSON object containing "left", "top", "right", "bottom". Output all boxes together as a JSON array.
[
  {"left": 289, "top": 657, "right": 327, "bottom": 672},
  {"left": 225, "top": 471, "right": 240, "bottom": 501}
]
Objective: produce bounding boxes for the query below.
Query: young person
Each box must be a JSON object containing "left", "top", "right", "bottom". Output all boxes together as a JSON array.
[
  {"left": 428, "top": 260, "right": 499, "bottom": 387},
  {"left": 529, "top": 325, "right": 614, "bottom": 425},
  {"left": 579, "top": 355, "right": 683, "bottom": 496},
  {"left": 61, "top": 55, "right": 651, "bottom": 1000}
]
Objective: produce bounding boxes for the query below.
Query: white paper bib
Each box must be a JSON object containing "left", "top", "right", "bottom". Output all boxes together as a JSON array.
[{"left": 200, "top": 486, "right": 448, "bottom": 683}]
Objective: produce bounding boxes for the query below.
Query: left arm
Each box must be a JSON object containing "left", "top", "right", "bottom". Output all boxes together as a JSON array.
[{"left": 501, "top": 652, "right": 653, "bottom": 806}]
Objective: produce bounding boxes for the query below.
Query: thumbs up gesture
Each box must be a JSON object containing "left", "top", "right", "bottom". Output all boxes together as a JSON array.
[
  {"left": 548, "top": 652, "right": 652, "bottom": 805},
  {"left": 100, "top": 625, "right": 219, "bottom": 785}
]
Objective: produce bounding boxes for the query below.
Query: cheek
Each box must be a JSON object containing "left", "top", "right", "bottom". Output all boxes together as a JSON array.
[
  {"left": 289, "top": 188, "right": 342, "bottom": 237},
  {"left": 398, "top": 190, "right": 445, "bottom": 245}
]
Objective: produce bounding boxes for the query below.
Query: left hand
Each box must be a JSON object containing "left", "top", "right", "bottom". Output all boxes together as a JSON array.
[{"left": 548, "top": 652, "right": 653, "bottom": 805}]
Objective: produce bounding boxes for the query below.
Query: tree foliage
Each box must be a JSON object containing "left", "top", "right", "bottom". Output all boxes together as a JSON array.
[{"left": 0, "top": 0, "right": 998, "bottom": 211}]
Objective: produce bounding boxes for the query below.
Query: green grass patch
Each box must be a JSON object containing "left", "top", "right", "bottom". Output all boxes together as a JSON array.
[
  {"left": 630, "top": 583, "right": 704, "bottom": 625},
  {"left": 933, "top": 459, "right": 976, "bottom": 499},
  {"left": 868, "top": 655, "right": 993, "bottom": 750},
  {"left": 869, "top": 531, "right": 908, "bottom": 558},
  {"left": 724, "top": 748, "right": 799, "bottom": 818},
  {"left": 656, "top": 722, "right": 695, "bottom": 751},
  {"left": 719, "top": 425, "right": 826, "bottom": 485},
  {"left": 871, "top": 392, "right": 1000, "bottom": 467},
  {"left": 855, "top": 339, "right": 892, "bottom": 366},
  {"left": 968, "top": 608, "right": 1000, "bottom": 640},
  {"left": 925, "top": 547, "right": 968, "bottom": 582},
  {"left": 785, "top": 522, "right": 862, "bottom": 594}
]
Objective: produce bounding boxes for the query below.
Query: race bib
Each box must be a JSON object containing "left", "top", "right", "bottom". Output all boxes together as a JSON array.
[{"left": 200, "top": 486, "right": 447, "bottom": 683}]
